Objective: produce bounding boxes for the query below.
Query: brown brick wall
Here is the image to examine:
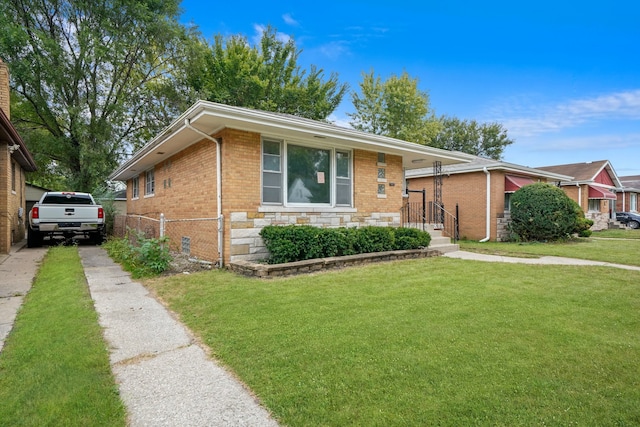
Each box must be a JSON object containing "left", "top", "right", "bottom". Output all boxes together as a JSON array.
[
  {"left": 407, "top": 171, "right": 566, "bottom": 241},
  {"left": 0, "top": 153, "right": 27, "bottom": 253},
  {"left": 125, "top": 127, "right": 406, "bottom": 264},
  {"left": 0, "top": 59, "right": 9, "bottom": 119},
  {"left": 408, "top": 171, "right": 501, "bottom": 240}
]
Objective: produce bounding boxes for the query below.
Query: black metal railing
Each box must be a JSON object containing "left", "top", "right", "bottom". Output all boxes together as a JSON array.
[
  {"left": 400, "top": 201, "right": 427, "bottom": 231},
  {"left": 428, "top": 202, "right": 459, "bottom": 242}
]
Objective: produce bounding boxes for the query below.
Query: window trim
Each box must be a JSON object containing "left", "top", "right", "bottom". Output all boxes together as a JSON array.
[
  {"left": 587, "top": 198, "right": 600, "bottom": 212},
  {"left": 144, "top": 169, "right": 155, "bottom": 197},
  {"left": 132, "top": 176, "right": 139, "bottom": 199},
  {"left": 261, "top": 138, "right": 353, "bottom": 208}
]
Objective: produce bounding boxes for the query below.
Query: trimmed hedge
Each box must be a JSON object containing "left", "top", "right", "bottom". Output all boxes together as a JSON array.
[
  {"left": 510, "top": 182, "right": 588, "bottom": 241},
  {"left": 259, "top": 225, "right": 431, "bottom": 264}
]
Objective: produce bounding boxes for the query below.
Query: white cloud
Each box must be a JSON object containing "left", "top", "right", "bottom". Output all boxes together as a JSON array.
[
  {"left": 496, "top": 89, "right": 640, "bottom": 138},
  {"left": 317, "top": 41, "right": 351, "bottom": 61},
  {"left": 252, "top": 24, "right": 291, "bottom": 45},
  {"left": 282, "top": 13, "right": 299, "bottom": 27}
]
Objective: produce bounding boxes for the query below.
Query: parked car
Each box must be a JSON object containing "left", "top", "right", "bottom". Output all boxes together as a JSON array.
[
  {"left": 615, "top": 212, "right": 640, "bottom": 229},
  {"left": 28, "top": 191, "right": 105, "bottom": 247}
]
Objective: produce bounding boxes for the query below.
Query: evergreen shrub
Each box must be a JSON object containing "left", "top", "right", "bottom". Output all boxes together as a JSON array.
[
  {"left": 260, "top": 225, "right": 431, "bottom": 264},
  {"left": 509, "top": 183, "right": 582, "bottom": 241}
]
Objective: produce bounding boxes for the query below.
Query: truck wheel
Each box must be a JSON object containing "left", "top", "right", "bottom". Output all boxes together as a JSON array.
[
  {"left": 90, "top": 231, "right": 105, "bottom": 245},
  {"left": 27, "top": 227, "right": 42, "bottom": 248}
]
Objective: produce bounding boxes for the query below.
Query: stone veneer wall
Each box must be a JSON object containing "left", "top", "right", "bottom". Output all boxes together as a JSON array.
[
  {"left": 230, "top": 210, "right": 402, "bottom": 262},
  {"left": 496, "top": 212, "right": 511, "bottom": 242},
  {"left": 586, "top": 211, "right": 610, "bottom": 231}
]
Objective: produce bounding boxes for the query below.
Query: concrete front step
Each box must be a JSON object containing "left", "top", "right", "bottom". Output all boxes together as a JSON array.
[{"left": 429, "top": 243, "right": 459, "bottom": 254}]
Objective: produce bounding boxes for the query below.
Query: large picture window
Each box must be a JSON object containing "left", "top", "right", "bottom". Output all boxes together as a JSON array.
[{"left": 262, "top": 139, "right": 352, "bottom": 207}]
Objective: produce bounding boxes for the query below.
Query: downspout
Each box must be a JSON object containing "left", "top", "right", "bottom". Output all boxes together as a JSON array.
[
  {"left": 479, "top": 167, "right": 491, "bottom": 242},
  {"left": 576, "top": 184, "right": 581, "bottom": 208},
  {"left": 184, "top": 119, "right": 224, "bottom": 267}
]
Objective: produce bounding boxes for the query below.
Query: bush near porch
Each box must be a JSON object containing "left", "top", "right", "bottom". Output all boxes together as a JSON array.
[{"left": 259, "top": 225, "right": 431, "bottom": 264}]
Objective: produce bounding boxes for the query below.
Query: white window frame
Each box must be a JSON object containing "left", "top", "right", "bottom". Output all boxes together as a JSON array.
[
  {"left": 504, "top": 192, "right": 513, "bottom": 212},
  {"left": 132, "top": 176, "right": 139, "bottom": 199},
  {"left": 261, "top": 138, "right": 353, "bottom": 208},
  {"left": 631, "top": 193, "right": 638, "bottom": 212},
  {"left": 588, "top": 199, "right": 600, "bottom": 212},
  {"left": 145, "top": 169, "right": 155, "bottom": 196}
]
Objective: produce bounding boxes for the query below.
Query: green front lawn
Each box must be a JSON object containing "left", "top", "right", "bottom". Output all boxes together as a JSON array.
[
  {"left": 591, "top": 228, "right": 640, "bottom": 239},
  {"left": 145, "top": 258, "right": 640, "bottom": 426},
  {"left": 460, "top": 237, "right": 640, "bottom": 266},
  {"left": 0, "top": 247, "right": 126, "bottom": 426}
]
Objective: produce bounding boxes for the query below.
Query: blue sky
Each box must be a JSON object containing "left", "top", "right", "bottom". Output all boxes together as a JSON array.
[{"left": 180, "top": 0, "right": 640, "bottom": 176}]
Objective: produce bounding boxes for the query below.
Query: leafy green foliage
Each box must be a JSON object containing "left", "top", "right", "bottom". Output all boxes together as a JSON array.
[
  {"left": 571, "top": 199, "right": 594, "bottom": 237},
  {"left": 393, "top": 226, "right": 433, "bottom": 249},
  {"left": 349, "top": 71, "right": 441, "bottom": 144},
  {"left": 260, "top": 225, "right": 431, "bottom": 264},
  {"left": 432, "top": 116, "right": 514, "bottom": 160},
  {"left": 349, "top": 71, "right": 514, "bottom": 159},
  {"left": 189, "top": 26, "right": 347, "bottom": 120},
  {"left": 0, "top": 0, "right": 197, "bottom": 191},
  {"left": 509, "top": 183, "right": 581, "bottom": 241},
  {"left": 103, "top": 230, "right": 172, "bottom": 277}
]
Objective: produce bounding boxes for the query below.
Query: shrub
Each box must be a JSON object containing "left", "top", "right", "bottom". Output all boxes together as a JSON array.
[
  {"left": 571, "top": 200, "right": 594, "bottom": 237},
  {"left": 393, "top": 227, "right": 432, "bottom": 249},
  {"left": 353, "top": 226, "right": 396, "bottom": 254},
  {"left": 103, "top": 229, "right": 172, "bottom": 276},
  {"left": 509, "top": 183, "right": 579, "bottom": 241},
  {"left": 259, "top": 225, "right": 431, "bottom": 264}
]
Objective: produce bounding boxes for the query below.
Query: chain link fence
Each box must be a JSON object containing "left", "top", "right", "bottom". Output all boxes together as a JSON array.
[{"left": 113, "top": 214, "right": 221, "bottom": 265}]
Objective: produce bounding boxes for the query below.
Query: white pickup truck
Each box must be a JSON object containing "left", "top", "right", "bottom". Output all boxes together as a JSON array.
[{"left": 28, "top": 192, "right": 106, "bottom": 247}]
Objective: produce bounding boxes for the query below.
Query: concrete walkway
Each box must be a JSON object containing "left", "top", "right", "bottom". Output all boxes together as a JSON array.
[
  {"left": 444, "top": 250, "right": 640, "bottom": 271},
  {"left": 0, "top": 241, "right": 47, "bottom": 352},
  {"left": 78, "top": 246, "right": 279, "bottom": 426}
]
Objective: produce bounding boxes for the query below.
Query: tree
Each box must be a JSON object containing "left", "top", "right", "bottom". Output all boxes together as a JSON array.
[
  {"left": 432, "top": 116, "right": 514, "bottom": 160},
  {"left": 0, "top": 0, "right": 197, "bottom": 191},
  {"left": 509, "top": 183, "right": 580, "bottom": 241},
  {"left": 348, "top": 71, "right": 441, "bottom": 144},
  {"left": 189, "top": 26, "right": 348, "bottom": 120}
]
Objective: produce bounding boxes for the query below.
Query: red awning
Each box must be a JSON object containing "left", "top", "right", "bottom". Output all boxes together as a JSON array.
[
  {"left": 505, "top": 175, "right": 535, "bottom": 192},
  {"left": 588, "top": 185, "right": 617, "bottom": 200}
]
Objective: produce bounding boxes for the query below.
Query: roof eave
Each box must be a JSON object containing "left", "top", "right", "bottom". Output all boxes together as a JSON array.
[{"left": 110, "top": 101, "right": 475, "bottom": 181}]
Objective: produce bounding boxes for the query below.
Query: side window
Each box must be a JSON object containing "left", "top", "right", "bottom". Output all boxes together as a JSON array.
[
  {"left": 145, "top": 169, "right": 155, "bottom": 196},
  {"left": 132, "top": 176, "right": 139, "bottom": 199},
  {"left": 262, "top": 139, "right": 282, "bottom": 204},
  {"left": 336, "top": 150, "right": 351, "bottom": 206}
]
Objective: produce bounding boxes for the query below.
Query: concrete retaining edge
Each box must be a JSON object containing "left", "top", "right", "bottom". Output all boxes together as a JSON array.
[{"left": 228, "top": 248, "right": 443, "bottom": 278}]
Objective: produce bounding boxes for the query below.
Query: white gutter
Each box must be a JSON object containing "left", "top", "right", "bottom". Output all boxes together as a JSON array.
[
  {"left": 577, "top": 184, "right": 582, "bottom": 208},
  {"left": 184, "top": 119, "right": 224, "bottom": 267},
  {"left": 480, "top": 167, "right": 491, "bottom": 242}
]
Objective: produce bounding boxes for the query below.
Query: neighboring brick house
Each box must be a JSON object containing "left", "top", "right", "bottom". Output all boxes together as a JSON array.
[
  {"left": 617, "top": 175, "right": 640, "bottom": 213},
  {"left": 109, "top": 101, "right": 474, "bottom": 266},
  {"left": 405, "top": 157, "right": 572, "bottom": 241},
  {"left": 0, "top": 58, "right": 37, "bottom": 254},
  {"left": 537, "top": 160, "right": 621, "bottom": 230}
]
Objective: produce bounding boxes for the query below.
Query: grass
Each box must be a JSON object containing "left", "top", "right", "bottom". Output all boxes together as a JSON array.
[
  {"left": 459, "top": 236, "right": 640, "bottom": 266},
  {"left": 145, "top": 258, "right": 640, "bottom": 426},
  {"left": 0, "top": 246, "right": 126, "bottom": 426},
  {"left": 591, "top": 228, "right": 640, "bottom": 239}
]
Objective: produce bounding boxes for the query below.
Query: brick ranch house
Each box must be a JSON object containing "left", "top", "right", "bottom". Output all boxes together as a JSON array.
[
  {"left": 0, "top": 58, "right": 37, "bottom": 254},
  {"left": 617, "top": 175, "right": 640, "bottom": 213},
  {"left": 537, "top": 160, "right": 621, "bottom": 230},
  {"left": 405, "top": 157, "right": 572, "bottom": 241},
  {"left": 109, "top": 101, "right": 474, "bottom": 266}
]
